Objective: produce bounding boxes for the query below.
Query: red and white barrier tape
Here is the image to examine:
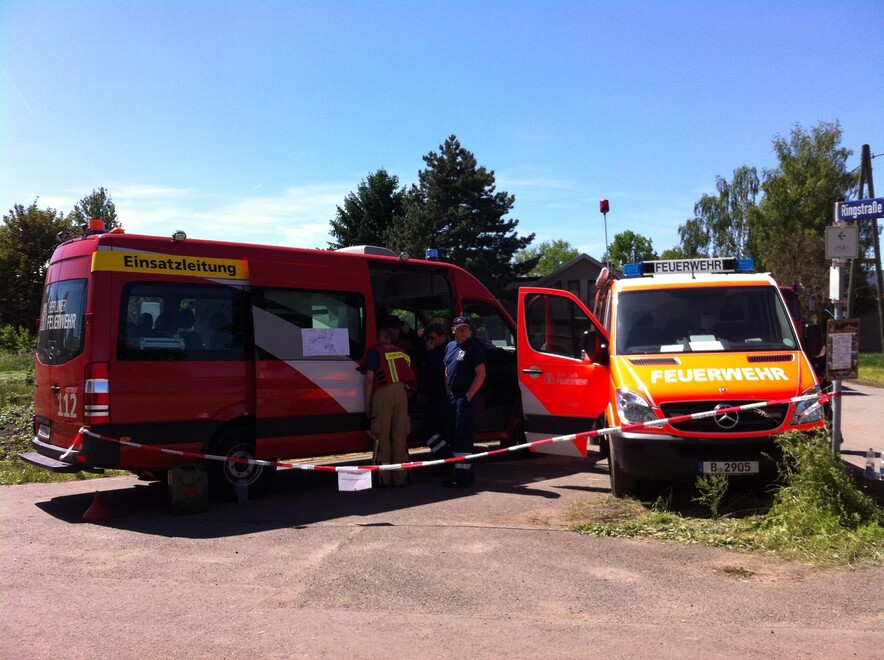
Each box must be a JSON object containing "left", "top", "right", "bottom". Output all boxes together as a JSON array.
[{"left": 75, "top": 391, "right": 830, "bottom": 473}]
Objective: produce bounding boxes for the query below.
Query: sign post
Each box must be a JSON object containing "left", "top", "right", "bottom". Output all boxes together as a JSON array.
[
  {"left": 834, "top": 197, "right": 884, "bottom": 222},
  {"left": 825, "top": 224, "right": 859, "bottom": 260}
]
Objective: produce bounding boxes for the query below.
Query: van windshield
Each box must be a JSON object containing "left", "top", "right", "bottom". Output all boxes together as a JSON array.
[
  {"left": 37, "top": 279, "right": 88, "bottom": 365},
  {"left": 616, "top": 285, "right": 798, "bottom": 355}
]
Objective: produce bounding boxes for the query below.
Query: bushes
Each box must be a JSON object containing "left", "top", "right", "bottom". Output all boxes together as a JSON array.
[
  {"left": 574, "top": 429, "right": 884, "bottom": 566},
  {"left": 0, "top": 325, "right": 35, "bottom": 353}
]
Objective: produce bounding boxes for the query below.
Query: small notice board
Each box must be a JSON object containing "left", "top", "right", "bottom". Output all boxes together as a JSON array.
[{"left": 826, "top": 318, "right": 860, "bottom": 380}]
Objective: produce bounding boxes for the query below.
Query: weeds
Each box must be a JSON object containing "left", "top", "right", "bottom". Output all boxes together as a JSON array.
[
  {"left": 693, "top": 473, "right": 730, "bottom": 518},
  {"left": 574, "top": 429, "right": 884, "bottom": 566}
]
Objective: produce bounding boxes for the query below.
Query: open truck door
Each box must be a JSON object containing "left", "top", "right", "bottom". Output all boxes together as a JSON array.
[{"left": 517, "top": 287, "right": 610, "bottom": 457}]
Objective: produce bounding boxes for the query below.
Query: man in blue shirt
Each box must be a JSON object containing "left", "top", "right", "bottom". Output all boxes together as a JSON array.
[{"left": 442, "top": 315, "right": 486, "bottom": 486}]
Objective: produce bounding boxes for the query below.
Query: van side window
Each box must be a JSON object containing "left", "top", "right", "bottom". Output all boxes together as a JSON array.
[
  {"left": 253, "top": 287, "right": 365, "bottom": 360},
  {"left": 461, "top": 301, "right": 515, "bottom": 350},
  {"left": 523, "top": 292, "right": 591, "bottom": 359},
  {"left": 37, "top": 279, "right": 88, "bottom": 365},
  {"left": 118, "top": 282, "right": 248, "bottom": 361}
]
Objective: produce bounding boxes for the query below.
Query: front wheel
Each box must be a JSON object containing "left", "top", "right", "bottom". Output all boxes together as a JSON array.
[
  {"left": 609, "top": 439, "right": 636, "bottom": 498},
  {"left": 207, "top": 428, "right": 276, "bottom": 501}
]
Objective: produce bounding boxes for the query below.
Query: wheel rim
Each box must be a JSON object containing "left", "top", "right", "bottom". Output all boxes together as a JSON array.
[{"left": 223, "top": 444, "right": 261, "bottom": 485}]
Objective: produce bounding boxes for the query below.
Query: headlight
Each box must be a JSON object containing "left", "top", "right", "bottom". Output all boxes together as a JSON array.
[
  {"left": 615, "top": 388, "right": 658, "bottom": 424},
  {"left": 790, "top": 385, "right": 823, "bottom": 424}
]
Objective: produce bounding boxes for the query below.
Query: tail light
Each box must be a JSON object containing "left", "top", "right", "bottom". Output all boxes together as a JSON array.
[{"left": 84, "top": 362, "right": 110, "bottom": 424}]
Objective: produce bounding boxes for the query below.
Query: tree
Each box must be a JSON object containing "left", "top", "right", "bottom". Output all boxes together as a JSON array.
[
  {"left": 386, "top": 135, "right": 535, "bottom": 297},
  {"left": 678, "top": 166, "right": 760, "bottom": 258},
  {"left": 603, "top": 230, "right": 657, "bottom": 269},
  {"left": 68, "top": 187, "right": 120, "bottom": 231},
  {"left": 0, "top": 200, "right": 75, "bottom": 329},
  {"left": 328, "top": 169, "right": 405, "bottom": 249},
  {"left": 749, "top": 121, "right": 854, "bottom": 323},
  {"left": 515, "top": 239, "right": 578, "bottom": 277}
]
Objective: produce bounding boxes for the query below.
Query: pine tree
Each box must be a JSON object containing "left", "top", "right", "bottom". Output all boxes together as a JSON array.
[
  {"left": 387, "top": 135, "right": 534, "bottom": 296},
  {"left": 329, "top": 170, "right": 405, "bottom": 249}
]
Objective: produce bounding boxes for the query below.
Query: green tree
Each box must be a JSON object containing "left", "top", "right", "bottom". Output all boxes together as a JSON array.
[
  {"left": 749, "top": 121, "right": 854, "bottom": 322},
  {"left": 387, "top": 135, "right": 535, "bottom": 296},
  {"left": 68, "top": 186, "right": 120, "bottom": 231},
  {"left": 676, "top": 218, "right": 709, "bottom": 258},
  {"left": 328, "top": 169, "right": 405, "bottom": 249},
  {"left": 603, "top": 230, "right": 657, "bottom": 269},
  {"left": 515, "top": 239, "right": 578, "bottom": 277},
  {"left": 0, "top": 200, "right": 75, "bottom": 329},
  {"left": 681, "top": 166, "right": 760, "bottom": 257}
]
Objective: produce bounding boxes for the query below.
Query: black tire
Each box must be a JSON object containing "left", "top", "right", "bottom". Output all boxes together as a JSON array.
[
  {"left": 609, "top": 439, "right": 636, "bottom": 498},
  {"left": 207, "top": 427, "right": 276, "bottom": 501}
]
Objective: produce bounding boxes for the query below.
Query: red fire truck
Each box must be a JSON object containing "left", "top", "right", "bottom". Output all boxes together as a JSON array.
[{"left": 22, "top": 229, "right": 520, "bottom": 498}]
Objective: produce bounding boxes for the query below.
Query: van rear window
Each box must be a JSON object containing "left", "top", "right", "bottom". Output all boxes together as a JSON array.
[{"left": 37, "top": 279, "right": 88, "bottom": 365}]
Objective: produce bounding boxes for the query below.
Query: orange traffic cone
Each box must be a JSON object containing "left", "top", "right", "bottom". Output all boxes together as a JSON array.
[{"left": 82, "top": 491, "right": 112, "bottom": 523}]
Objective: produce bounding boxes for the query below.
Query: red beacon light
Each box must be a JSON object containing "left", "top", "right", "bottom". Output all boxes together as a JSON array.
[
  {"left": 600, "top": 199, "right": 610, "bottom": 214},
  {"left": 87, "top": 219, "right": 106, "bottom": 235}
]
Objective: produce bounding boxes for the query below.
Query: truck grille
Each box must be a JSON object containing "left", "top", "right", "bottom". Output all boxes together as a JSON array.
[{"left": 660, "top": 401, "right": 788, "bottom": 433}]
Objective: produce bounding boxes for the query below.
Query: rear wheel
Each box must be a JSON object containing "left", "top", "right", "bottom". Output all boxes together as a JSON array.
[{"left": 207, "top": 427, "right": 276, "bottom": 501}]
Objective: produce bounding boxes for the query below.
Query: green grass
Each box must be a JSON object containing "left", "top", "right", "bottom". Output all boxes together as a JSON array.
[
  {"left": 858, "top": 352, "right": 884, "bottom": 387},
  {"left": 573, "top": 429, "right": 884, "bottom": 567},
  {"left": 0, "top": 352, "right": 118, "bottom": 484},
  {"left": 0, "top": 350, "right": 34, "bottom": 374}
]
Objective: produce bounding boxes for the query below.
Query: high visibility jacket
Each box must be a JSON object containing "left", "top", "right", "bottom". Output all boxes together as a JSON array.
[{"left": 369, "top": 343, "right": 416, "bottom": 392}]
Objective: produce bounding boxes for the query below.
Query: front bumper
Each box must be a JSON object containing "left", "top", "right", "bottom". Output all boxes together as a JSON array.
[{"left": 611, "top": 431, "right": 782, "bottom": 482}]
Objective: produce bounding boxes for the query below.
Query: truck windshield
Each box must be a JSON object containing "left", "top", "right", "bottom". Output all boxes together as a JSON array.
[
  {"left": 37, "top": 279, "right": 88, "bottom": 365},
  {"left": 616, "top": 285, "right": 798, "bottom": 355}
]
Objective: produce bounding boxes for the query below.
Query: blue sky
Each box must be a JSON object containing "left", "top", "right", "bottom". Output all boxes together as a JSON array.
[{"left": 2, "top": 1, "right": 882, "bottom": 260}]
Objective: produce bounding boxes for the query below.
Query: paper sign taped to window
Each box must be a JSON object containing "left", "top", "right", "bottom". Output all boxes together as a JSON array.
[{"left": 303, "top": 328, "right": 350, "bottom": 356}]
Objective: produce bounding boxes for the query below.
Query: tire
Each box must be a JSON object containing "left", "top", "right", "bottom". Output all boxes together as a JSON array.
[
  {"left": 207, "top": 427, "right": 276, "bottom": 501},
  {"left": 609, "top": 438, "right": 636, "bottom": 498}
]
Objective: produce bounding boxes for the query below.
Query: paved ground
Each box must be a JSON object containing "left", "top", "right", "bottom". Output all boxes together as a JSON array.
[
  {"left": 1, "top": 383, "right": 881, "bottom": 659},
  {"left": 835, "top": 381, "right": 884, "bottom": 496}
]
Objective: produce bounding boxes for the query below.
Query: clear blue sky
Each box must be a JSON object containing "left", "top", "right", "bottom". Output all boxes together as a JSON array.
[{"left": 2, "top": 1, "right": 882, "bottom": 260}]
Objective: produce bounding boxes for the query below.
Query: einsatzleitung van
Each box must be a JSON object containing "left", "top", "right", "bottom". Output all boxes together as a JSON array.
[
  {"left": 517, "top": 257, "right": 825, "bottom": 497},
  {"left": 22, "top": 229, "right": 520, "bottom": 498}
]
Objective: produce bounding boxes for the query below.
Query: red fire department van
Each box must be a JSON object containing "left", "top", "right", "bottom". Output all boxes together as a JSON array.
[
  {"left": 517, "top": 257, "right": 825, "bottom": 497},
  {"left": 23, "top": 229, "right": 520, "bottom": 498}
]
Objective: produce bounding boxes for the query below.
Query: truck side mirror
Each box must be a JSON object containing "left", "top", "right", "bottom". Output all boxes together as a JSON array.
[{"left": 581, "top": 329, "right": 610, "bottom": 366}]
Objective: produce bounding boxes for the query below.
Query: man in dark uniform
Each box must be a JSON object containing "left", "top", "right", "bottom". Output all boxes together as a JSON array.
[{"left": 442, "top": 315, "right": 486, "bottom": 487}]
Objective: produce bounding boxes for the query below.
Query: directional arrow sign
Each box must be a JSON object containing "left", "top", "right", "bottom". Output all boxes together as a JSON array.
[
  {"left": 826, "top": 225, "right": 859, "bottom": 259},
  {"left": 834, "top": 198, "right": 884, "bottom": 222}
]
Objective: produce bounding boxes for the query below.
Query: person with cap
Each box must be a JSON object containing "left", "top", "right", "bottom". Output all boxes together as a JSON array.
[
  {"left": 365, "top": 327, "right": 416, "bottom": 487},
  {"left": 442, "top": 315, "right": 486, "bottom": 486}
]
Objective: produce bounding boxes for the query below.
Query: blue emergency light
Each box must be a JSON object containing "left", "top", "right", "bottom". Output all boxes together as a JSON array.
[{"left": 623, "top": 257, "right": 755, "bottom": 277}]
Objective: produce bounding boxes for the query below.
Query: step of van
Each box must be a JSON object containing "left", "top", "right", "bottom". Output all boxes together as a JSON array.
[{"left": 19, "top": 452, "right": 104, "bottom": 474}]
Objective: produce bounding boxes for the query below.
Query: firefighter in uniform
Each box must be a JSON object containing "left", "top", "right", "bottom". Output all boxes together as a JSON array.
[{"left": 365, "top": 327, "right": 416, "bottom": 487}]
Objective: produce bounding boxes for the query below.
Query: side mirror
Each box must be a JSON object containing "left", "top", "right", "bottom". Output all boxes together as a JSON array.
[{"left": 581, "top": 329, "right": 610, "bottom": 366}]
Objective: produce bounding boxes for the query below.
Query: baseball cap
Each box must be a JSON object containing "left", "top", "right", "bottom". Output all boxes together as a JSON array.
[{"left": 452, "top": 316, "right": 470, "bottom": 328}]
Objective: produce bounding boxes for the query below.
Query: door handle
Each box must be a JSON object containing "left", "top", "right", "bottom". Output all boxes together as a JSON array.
[
  {"left": 521, "top": 367, "right": 543, "bottom": 375},
  {"left": 50, "top": 385, "right": 61, "bottom": 393}
]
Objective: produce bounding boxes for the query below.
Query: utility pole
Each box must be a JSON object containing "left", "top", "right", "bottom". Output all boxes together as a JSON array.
[
  {"left": 600, "top": 199, "right": 610, "bottom": 266},
  {"left": 846, "top": 144, "right": 883, "bottom": 352}
]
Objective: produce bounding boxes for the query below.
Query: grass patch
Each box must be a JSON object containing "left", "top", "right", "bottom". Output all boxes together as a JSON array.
[
  {"left": 573, "top": 430, "right": 884, "bottom": 566},
  {"left": 858, "top": 352, "right": 884, "bottom": 387},
  {"left": 0, "top": 352, "right": 123, "bottom": 484},
  {"left": 0, "top": 350, "right": 34, "bottom": 374}
]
